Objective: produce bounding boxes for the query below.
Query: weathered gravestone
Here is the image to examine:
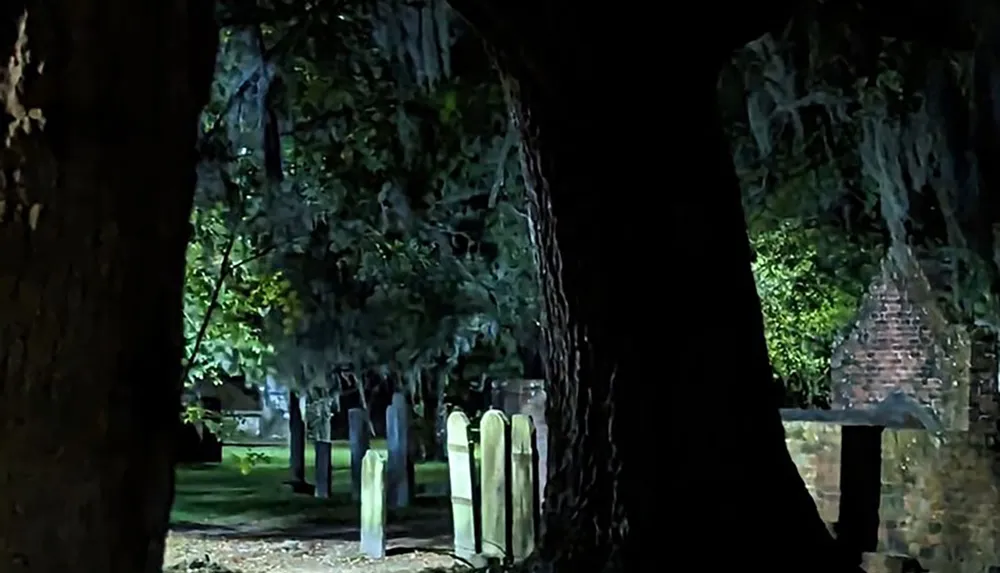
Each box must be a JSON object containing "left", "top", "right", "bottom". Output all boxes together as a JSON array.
[
  {"left": 510, "top": 414, "right": 539, "bottom": 560},
  {"left": 287, "top": 391, "right": 307, "bottom": 486},
  {"left": 385, "top": 392, "right": 411, "bottom": 509},
  {"left": 494, "top": 380, "right": 547, "bottom": 501},
  {"left": 310, "top": 396, "right": 334, "bottom": 498},
  {"left": 360, "top": 450, "right": 387, "bottom": 558},
  {"left": 314, "top": 440, "right": 333, "bottom": 498},
  {"left": 349, "top": 407, "right": 371, "bottom": 501},
  {"left": 446, "top": 411, "right": 480, "bottom": 561},
  {"left": 260, "top": 375, "right": 291, "bottom": 440},
  {"left": 480, "top": 409, "right": 511, "bottom": 559}
]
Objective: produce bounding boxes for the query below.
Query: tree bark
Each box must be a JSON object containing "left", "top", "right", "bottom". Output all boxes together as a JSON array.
[
  {"left": 0, "top": 3, "right": 217, "bottom": 572},
  {"left": 449, "top": 3, "right": 862, "bottom": 572},
  {"left": 493, "top": 62, "right": 627, "bottom": 573}
]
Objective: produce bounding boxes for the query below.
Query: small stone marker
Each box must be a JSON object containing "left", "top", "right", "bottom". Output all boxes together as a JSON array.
[
  {"left": 360, "top": 450, "right": 387, "bottom": 558},
  {"left": 348, "top": 407, "right": 371, "bottom": 500},
  {"left": 446, "top": 411, "right": 479, "bottom": 560},
  {"left": 314, "top": 440, "right": 332, "bottom": 498},
  {"left": 385, "top": 392, "right": 411, "bottom": 509},
  {"left": 510, "top": 414, "right": 539, "bottom": 560},
  {"left": 479, "top": 409, "right": 511, "bottom": 559}
]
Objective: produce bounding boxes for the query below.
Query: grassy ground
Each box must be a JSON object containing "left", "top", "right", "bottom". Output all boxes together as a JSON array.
[{"left": 170, "top": 441, "right": 449, "bottom": 529}]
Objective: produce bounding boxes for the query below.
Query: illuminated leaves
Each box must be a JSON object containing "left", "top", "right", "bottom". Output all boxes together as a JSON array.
[
  {"left": 183, "top": 205, "right": 301, "bottom": 388},
  {"left": 752, "top": 223, "right": 868, "bottom": 406}
]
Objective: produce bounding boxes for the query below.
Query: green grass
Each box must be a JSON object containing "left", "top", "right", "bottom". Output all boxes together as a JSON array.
[{"left": 170, "top": 441, "right": 449, "bottom": 529}]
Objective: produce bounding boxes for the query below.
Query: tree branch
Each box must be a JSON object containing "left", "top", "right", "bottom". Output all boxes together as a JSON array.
[
  {"left": 342, "top": 372, "right": 378, "bottom": 437},
  {"left": 202, "top": 19, "right": 309, "bottom": 142},
  {"left": 181, "top": 230, "right": 239, "bottom": 385},
  {"left": 230, "top": 243, "right": 277, "bottom": 270}
]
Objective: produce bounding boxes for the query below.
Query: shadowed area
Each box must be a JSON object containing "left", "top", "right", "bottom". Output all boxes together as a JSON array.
[{"left": 171, "top": 444, "right": 450, "bottom": 534}]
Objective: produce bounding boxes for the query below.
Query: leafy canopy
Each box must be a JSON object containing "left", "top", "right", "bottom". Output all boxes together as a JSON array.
[{"left": 183, "top": 1, "right": 539, "bottom": 412}]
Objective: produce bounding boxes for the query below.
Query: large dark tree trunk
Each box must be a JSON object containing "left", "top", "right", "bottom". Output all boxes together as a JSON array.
[
  {"left": 0, "top": 3, "right": 217, "bottom": 572},
  {"left": 670, "top": 80, "right": 858, "bottom": 572},
  {"left": 494, "top": 64, "right": 627, "bottom": 573},
  {"left": 449, "top": 3, "right": 862, "bottom": 572}
]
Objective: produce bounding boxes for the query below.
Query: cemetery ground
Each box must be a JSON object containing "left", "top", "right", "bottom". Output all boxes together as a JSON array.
[{"left": 165, "top": 443, "right": 463, "bottom": 573}]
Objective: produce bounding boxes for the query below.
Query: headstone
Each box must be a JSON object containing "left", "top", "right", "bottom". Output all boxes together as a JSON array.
[
  {"left": 288, "top": 391, "right": 306, "bottom": 485},
  {"left": 446, "top": 411, "right": 480, "bottom": 560},
  {"left": 480, "top": 409, "right": 511, "bottom": 559},
  {"left": 310, "top": 396, "right": 333, "bottom": 442},
  {"left": 314, "top": 440, "right": 333, "bottom": 498},
  {"left": 349, "top": 407, "right": 371, "bottom": 500},
  {"left": 509, "top": 414, "right": 539, "bottom": 560},
  {"left": 360, "top": 450, "right": 387, "bottom": 558},
  {"left": 385, "top": 392, "right": 411, "bottom": 509},
  {"left": 261, "top": 376, "right": 291, "bottom": 440},
  {"left": 494, "top": 380, "right": 547, "bottom": 500}
]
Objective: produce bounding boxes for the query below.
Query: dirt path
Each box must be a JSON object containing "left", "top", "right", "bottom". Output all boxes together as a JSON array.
[{"left": 165, "top": 521, "right": 464, "bottom": 573}]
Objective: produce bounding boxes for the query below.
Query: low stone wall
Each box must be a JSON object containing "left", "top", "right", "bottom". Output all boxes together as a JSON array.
[
  {"left": 880, "top": 430, "right": 1000, "bottom": 570},
  {"left": 785, "top": 421, "right": 842, "bottom": 524},
  {"left": 783, "top": 421, "right": 1000, "bottom": 572}
]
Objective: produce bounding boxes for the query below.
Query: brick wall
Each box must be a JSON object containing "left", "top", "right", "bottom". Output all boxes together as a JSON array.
[
  {"left": 830, "top": 245, "right": 970, "bottom": 431},
  {"left": 969, "top": 328, "right": 1000, "bottom": 456},
  {"left": 783, "top": 421, "right": 1000, "bottom": 572}
]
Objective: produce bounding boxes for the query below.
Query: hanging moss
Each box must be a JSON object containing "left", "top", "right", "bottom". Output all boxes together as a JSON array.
[
  {"left": 726, "top": 16, "right": 1000, "bottom": 332},
  {"left": 372, "top": 0, "right": 452, "bottom": 91}
]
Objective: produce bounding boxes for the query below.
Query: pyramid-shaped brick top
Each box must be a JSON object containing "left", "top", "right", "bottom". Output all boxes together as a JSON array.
[{"left": 829, "top": 244, "right": 971, "bottom": 431}]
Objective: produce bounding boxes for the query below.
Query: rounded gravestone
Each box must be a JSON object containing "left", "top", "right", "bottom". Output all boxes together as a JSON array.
[{"left": 493, "top": 379, "right": 547, "bottom": 500}]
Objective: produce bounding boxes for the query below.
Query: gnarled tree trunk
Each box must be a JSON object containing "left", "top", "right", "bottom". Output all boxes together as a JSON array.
[
  {"left": 0, "top": 3, "right": 217, "bottom": 572},
  {"left": 450, "top": 3, "right": 861, "bottom": 572}
]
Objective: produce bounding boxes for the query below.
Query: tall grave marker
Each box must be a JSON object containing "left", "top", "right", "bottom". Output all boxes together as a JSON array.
[
  {"left": 510, "top": 413, "right": 539, "bottom": 559},
  {"left": 446, "top": 411, "right": 480, "bottom": 561},
  {"left": 349, "top": 407, "right": 371, "bottom": 500},
  {"left": 288, "top": 391, "right": 307, "bottom": 486},
  {"left": 480, "top": 409, "right": 511, "bottom": 559},
  {"left": 360, "top": 450, "right": 388, "bottom": 558},
  {"left": 385, "top": 392, "right": 411, "bottom": 509}
]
